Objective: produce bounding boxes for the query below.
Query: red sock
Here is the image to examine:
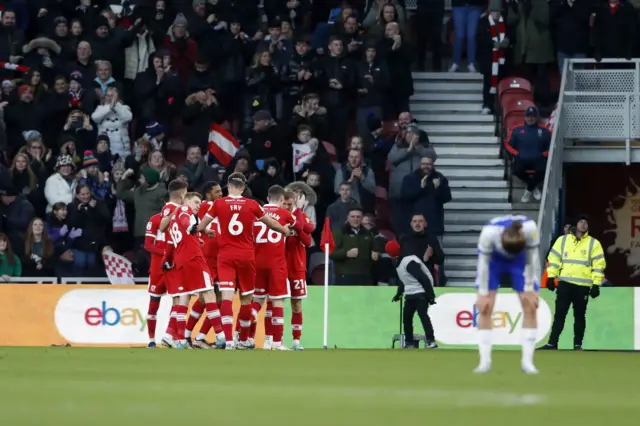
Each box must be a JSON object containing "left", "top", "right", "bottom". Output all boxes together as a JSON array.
[
  {"left": 238, "top": 304, "right": 252, "bottom": 342},
  {"left": 265, "top": 301, "right": 273, "bottom": 337},
  {"left": 147, "top": 298, "right": 160, "bottom": 341},
  {"left": 271, "top": 306, "right": 284, "bottom": 345},
  {"left": 175, "top": 305, "right": 188, "bottom": 340},
  {"left": 220, "top": 299, "right": 233, "bottom": 341},
  {"left": 204, "top": 302, "right": 223, "bottom": 335},
  {"left": 186, "top": 299, "right": 204, "bottom": 337},
  {"left": 166, "top": 307, "right": 177, "bottom": 339},
  {"left": 249, "top": 301, "right": 261, "bottom": 339},
  {"left": 292, "top": 311, "right": 303, "bottom": 340}
]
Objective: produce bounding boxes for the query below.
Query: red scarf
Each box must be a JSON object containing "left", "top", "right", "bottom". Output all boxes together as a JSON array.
[
  {"left": 0, "top": 62, "right": 29, "bottom": 74},
  {"left": 489, "top": 14, "right": 505, "bottom": 95}
]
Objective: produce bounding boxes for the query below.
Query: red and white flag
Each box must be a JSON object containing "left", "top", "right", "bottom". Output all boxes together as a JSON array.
[
  {"left": 208, "top": 123, "right": 239, "bottom": 167},
  {"left": 102, "top": 251, "right": 135, "bottom": 285},
  {"left": 292, "top": 143, "right": 313, "bottom": 173}
]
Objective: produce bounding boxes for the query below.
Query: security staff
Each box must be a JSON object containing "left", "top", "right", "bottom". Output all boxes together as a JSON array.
[
  {"left": 386, "top": 240, "right": 437, "bottom": 349},
  {"left": 540, "top": 216, "right": 606, "bottom": 350}
]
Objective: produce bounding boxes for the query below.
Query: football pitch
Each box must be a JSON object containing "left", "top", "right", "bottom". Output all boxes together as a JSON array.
[{"left": 0, "top": 348, "right": 638, "bottom": 425}]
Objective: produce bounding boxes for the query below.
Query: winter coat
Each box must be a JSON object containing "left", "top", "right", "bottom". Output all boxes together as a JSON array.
[
  {"left": 66, "top": 198, "right": 110, "bottom": 252},
  {"left": 387, "top": 137, "right": 436, "bottom": 200},
  {"left": 246, "top": 64, "right": 281, "bottom": 113},
  {"left": 91, "top": 102, "right": 133, "bottom": 159},
  {"left": 115, "top": 179, "right": 167, "bottom": 237},
  {"left": 355, "top": 57, "right": 390, "bottom": 108},
  {"left": 401, "top": 169, "right": 452, "bottom": 236},
  {"left": 550, "top": 0, "right": 591, "bottom": 56},
  {"left": 163, "top": 27, "right": 198, "bottom": 85},
  {"left": 334, "top": 162, "right": 376, "bottom": 213},
  {"left": 124, "top": 31, "right": 156, "bottom": 80},
  {"left": 282, "top": 51, "right": 319, "bottom": 99},
  {"left": 507, "top": 0, "right": 555, "bottom": 64},
  {"left": 44, "top": 172, "right": 77, "bottom": 213}
]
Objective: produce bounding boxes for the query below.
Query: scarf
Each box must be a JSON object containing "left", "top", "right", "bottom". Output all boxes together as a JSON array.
[
  {"left": 112, "top": 198, "right": 128, "bottom": 232},
  {"left": 69, "top": 88, "right": 83, "bottom": 108},
  {"left": 0, "top": 62, "right": 29, "bottom": 73},
  {"left": 488, "top": 14, "right": 505, "bottom": 95}
]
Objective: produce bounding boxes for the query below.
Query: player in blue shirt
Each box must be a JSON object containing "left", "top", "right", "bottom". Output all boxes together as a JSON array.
[{"left": 475, "top": 215, "right": 541, "bottom": 374}]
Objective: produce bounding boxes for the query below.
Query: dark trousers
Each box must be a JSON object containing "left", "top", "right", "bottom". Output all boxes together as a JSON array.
[
  {"left": 523, "top": 62, "right": 552, "bottom": 107},
  {"left": 403, "top": 294, "right": 435, "bottom": 343},
  {"left": 415, "top": 6, "right": 444, "bottom": 71},
  {"left": 512, "top": 157, "right": 546, "bottom": 191},
  {"left": 548, "top": 281, "right": 591, "bottom": 346},
  {"left": 481, "top": 71, "right": 494, "bottom": 111}
]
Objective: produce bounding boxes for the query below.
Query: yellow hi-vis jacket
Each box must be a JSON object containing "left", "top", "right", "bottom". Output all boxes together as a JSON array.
[{"left": 546, "top": 233, "right": 606, "bottom": 287}]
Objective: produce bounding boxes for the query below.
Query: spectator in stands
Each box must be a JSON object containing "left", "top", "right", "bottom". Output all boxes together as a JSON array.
[
  {"left": 10, "top": 152, "right": 45, "bottom": 215},
  {"left": 282, "top": 35, "right": 317, "bottom": 124},
  {"left": 134, "top": 52, "right": 181, "bottom": 126},
  {"left": 0, "top": 184, "right": 35, "bottom": 256},
  {"left": 362, "top": 212, "right": 394, "bottom": 285},
  {"left": 550, "top": 0, "right": 591, "bottom": 73},
  {"left": 592, "top": 0, "right": 636, "bottom": 65},
  {"left": 507, "top": 0, "right": 554, "bottom": 106},
  {"left": 366, "top": 3, "right": 407, "bottom": 40},
  {"left": 289, "top": 93, "right": 328, "bottom": 141},
  {"left": 45, "top": 201, "right": 74, "bottom": 277},
  {"left": 415, "top": 0, "right": 445, "bottom": 71},
  {"left": 183, "top": 145, "right": 218, "bottom": 192},
  {"left": 505, "top": 106, "right": 551, "bottom": 203},
  {"left": 5, "top": 85, "right": 45, "bottom": 152},
  {"left": 0, "top": 10, "right": 24, "bottom": 81},
  {"left": 290, "top": 126, "right": 335, "bottom": 192},
  {"left": 91, "top": 86, "right": 133, "bottom": 159},
  {"left": 330, "top": 205, "right": 379, "bottom": 285},
  {"left": 378, "top": 22, "right": 413, "bottom": 119},
  {"left": 355, "top": 43, "right": 389, "bottom": 136},
  {"left": 362, "top": 0, "right": 407, "bottom": 31},
  {"left": 245, "top": 50, "right": 280, "bottom": 127},
  {"left": 78, "top": 151, "right": 111, "bottom": 201},
  {"left": 399, "top": 213, "right": 444, "bottom": 287},
  {"left": 93, "top": 60, "right": 118, "bottom": 98},
  {"left": 477, "top": 1, "right": 509, "bottom": 114},
  {"left": 450, "top": 0, "right": 484, "bottom": 73},
  {"left": 183, "top": 89, "right": 220, "bottom": 153},
  {"left": 334, "top": 148, "right": 376, "bottom": 213},
  {"left": 250, "top": 158, "right": 287, "bottom": 203},
  {"left": 242, "top": 110, "right": 284, "bottom": 168},
  {"left": 401, "top": 156, "right": 451, "bottom": 245},
  {"left": 67, "top": 41, "right": 95, "bottom": 87},
  {"left": 388, "top": 121, "right": 436, "bottom": 235},
  {"left": 44, "top": 154, "right": 77, "bottom": 213},
  {"left": 22, "top": 217, "right": 54, "bottom": 277},
  {"left": 143, "top": 150, "right": 176, "bottom": 185},
  {"left": 66, "top": 184, "right": 110, "bottom": 276},
  {"left": 62, "top": 109, "right": 97, "bottom": 154},
  {"left": 163, "top": 13, "right": 198, "bottom": 85},
  {"left": 115, "top": 167, "right": 166, "bottom": 248},
  {"left": 335, "top": 15, "right": 365, "bottom": 61},
  {"left": 327, "top": 181, "right": 357, "bottom": 229},
  {"left": 0, "top": 233, "right": 21, "bottom": 280}
]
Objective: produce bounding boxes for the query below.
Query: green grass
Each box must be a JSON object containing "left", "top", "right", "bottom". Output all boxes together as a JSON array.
[{"left": 1, "top": 348, "right": 639, "bottom": 425}]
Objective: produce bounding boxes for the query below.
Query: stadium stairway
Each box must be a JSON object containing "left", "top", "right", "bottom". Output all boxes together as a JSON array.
[{"left": 411, "top": 72, "right": 539, "bottom": 287}]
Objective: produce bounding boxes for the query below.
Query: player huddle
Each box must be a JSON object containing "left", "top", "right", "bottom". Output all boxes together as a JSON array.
[{"left": 143, "top": 172, "right": 313, "bottom": 350}]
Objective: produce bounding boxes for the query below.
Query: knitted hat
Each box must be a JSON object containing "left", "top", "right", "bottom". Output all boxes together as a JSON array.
[
  {"left": 145, "top": 121, "right": 165, "bottom": 139},
  {"left": 55, "top": 154, "right": 76, "bottom": 170},
  {"left": 173, "top": 13, "right": 188, "bottom": 27},
  {"left": 1, "top": 80, "right": 15, "bottom": 90},
  {"left": 83, "top": 150, "right": 99, "bottom": 168},
  {"left": 97, "top": 133, "right": 110, "bottom": 144},
  {"left": 54, "top": 16, "right": 68, "bottom": 26},
  {"left": 385, "top": 240, "right": 401, "bottom": 258},
  {"left": 96, "top": 15, "right": 110, "bottom": 29},
  {"left": 142, "top": 167, "right": 161, "bottom": 186},
  {"left": 23, "top": 130, "right": 42, "bottom": 143},
  {"left": 69, "top": 70, "right": 83, "bottom": 84}
]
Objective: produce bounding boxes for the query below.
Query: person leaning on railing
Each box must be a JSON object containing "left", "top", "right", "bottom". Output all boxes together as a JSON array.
[{"left": 540, "top": 215, "right": 605, "bottom": 350}]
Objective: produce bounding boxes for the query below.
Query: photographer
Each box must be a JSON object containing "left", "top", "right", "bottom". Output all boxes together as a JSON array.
[
  {"left": 386, "top": 240, "right": 438, "bottom": 349},
  {"left": 289, "top": 93, "right": 328, "bottom": 141},
  {"left": 66, "top": 184, "right": 110, "bottom": 276}
]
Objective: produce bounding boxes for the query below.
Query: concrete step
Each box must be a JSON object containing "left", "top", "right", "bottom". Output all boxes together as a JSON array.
[
  {"left": 446, "top": 269, "right": 477, "bottom": 279},
  {"left": 449, "top": 180, "right": 507, "bottom": 189},
  {"left": 440, "top": 247, "right": 478, "bottom": 256},
  {"left": 444, "top": 209, "right": 539, "bottom": 224},
  {"left": 443, "top": 233, "right": 479, "bottom": 246},
  {"left": 451, "top": 189, "right": 508, "bottom": 201},
  {"left": 446, "top": 223, "right": 485, "bottom": 233},
  {"left": 437, "top": 167, "right": 503, "bottom": 179},
  {"left": 414, "top": 81, "right": 483, "bottom": 93},
  {"left": 445, "top": 257, "right": 477, "bottom": 269},
  {"left": 435, "top": 145, "right": 500, "bottom": 157},
  {"left": 412, "top": 72, "right": 483, "bottom": 81},
  {"left": 410, "top": 103, "right": 484, "bottom": 112},
  {"left": 411, "top": 92, "right": 483, "bottom": 102},
  {"left": 436, "top": 158, "right": 503, "bottom": 167},
  {"left": 430, "top": 135, "right": 499, "bottom": 144},
  {"left": 445, "top": 201, "right": 513, "bottom": 210},
  {"left": 415, "top": 113, "right": 494, "bottom": 123},
  {"left": 421, "top": 124, "right": 495, "bottom": 135},
  {"left": 444, "top": 280, "right": 475, "bottom": 288}
]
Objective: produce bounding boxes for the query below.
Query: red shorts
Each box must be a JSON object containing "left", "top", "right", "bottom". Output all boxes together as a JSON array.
[
  {"left": 255, "top": 265, "right": 290, "bottom": 299},
  {"left": 167, "top": 257, "right": 214, "bottom": 296},
  {"left": 148, "top": 269, "right": 166, "bottom": 297},
  {"left": 217, "top": 255, "right": 255, "bottom": 296},
  {"left": 288, "top": 271, "right": 308, "bottom": 299},
  {"left": 206, "top": 259, "right": 218, "bottom": 284}
]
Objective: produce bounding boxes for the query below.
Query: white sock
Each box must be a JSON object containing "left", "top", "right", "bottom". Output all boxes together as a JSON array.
[
  {"left": 521, "top": 328, "right": 537, "bottom": 365},
  {"left": 196, "top": 332, "right": 206, "bottom": 341},
  {"left": 216, "top": 332, "right": 225, "bottom": 340},
  {"left": 185, "top": 330, "right": 192, "bottom": 338},
  {"left": 478, "top": 329, "right": 492, "bottom": 366}
]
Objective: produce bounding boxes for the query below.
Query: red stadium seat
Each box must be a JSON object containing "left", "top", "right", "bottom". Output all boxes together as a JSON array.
[
  {"left": 311, "top": 266, "right": 325, "bottom": 286},
  {"left": 503, "top": 99, "right": 536, "bottom": 131},
  {"left": 323, "top": 141, "right": 337, "bottom": 162},
  {"left": 375, "top": 186, "right": 388, "bottom": 200},
  {"left": 498, "top": 77, "right": 533, "bottom": 109}
]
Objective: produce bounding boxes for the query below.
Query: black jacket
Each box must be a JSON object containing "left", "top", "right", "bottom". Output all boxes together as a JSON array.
[
  {"left": 398, "top": 229, "right": 444, "bottom": 284},
  {"left": 282, "top": 51, "right": 318, "bottom": 98},
  {"left": 550, "top": 0, "right": 591, "bottom": 55},
  {"left": 592, "top": 1, "right": 636, "bottom": 59},
  {"left": 246, "top": 64, "right": 281, "bottom": 111},
  {"left": 317, "top": 53, "right": 355, "bottom": 107},
  {"left": 377, "top": 37, "right": 414, "bottom": 97},
  {"left": 355, "top": 57, "right": 390, "bottom": 107},
  {"left": 66, "top": 198, "right": 110, "bottom": 252}
]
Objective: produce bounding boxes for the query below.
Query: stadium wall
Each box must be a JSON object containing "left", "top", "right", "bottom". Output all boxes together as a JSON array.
[{"left": 0, "top": 285, "right": 636, "bottom": 350}]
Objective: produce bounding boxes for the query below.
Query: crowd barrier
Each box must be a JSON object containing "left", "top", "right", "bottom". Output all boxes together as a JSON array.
[{"left": 1, "top": 285, "right": 637, "bottom": 350}]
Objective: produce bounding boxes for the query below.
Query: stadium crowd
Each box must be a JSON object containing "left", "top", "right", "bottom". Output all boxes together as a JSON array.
[{"left": 0, "top": 0, "right": 630, "bottom": 284}]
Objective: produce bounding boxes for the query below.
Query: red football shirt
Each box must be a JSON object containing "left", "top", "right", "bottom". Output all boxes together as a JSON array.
[
  {"left": 144, "top": 213, "right": 167, "bottom": 275},
  {"left": 198, "top": 200, "right": 218, "bottom": 261},
  {"left": 286, "top": 210, "right": 312, "bottom": 272},
  {"left": 161, "top": 201, "right": 181, "bottom": 242},
  {"left": 254, "top": 204, "right": 295, "bottom": 269},
  {"left": 169, "top": 205, "right": 204, "bottom": 267},
  {"left": 205, "top": 195, "right": 265, "bottom": 255}
]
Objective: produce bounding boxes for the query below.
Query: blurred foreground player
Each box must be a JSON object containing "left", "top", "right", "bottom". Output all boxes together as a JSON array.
[
  {"left": 163, "top": 193, "right": 224, "bottom": 349},
  {"left": 475, "top": 215, "right": 540, "bottom": 374},
  {"left": 198, "top": 173, "right": 293, "bottom": 349}
]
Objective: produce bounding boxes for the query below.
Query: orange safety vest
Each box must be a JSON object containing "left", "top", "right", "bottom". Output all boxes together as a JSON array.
[{"left": 540, "top": 262, "right": 549, "bottom": 288}]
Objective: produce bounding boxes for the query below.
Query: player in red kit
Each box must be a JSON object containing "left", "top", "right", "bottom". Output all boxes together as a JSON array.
[
  {"left": 279, "top": 184, "right": 315, "bottom": 351},
  {"left": 247, "top": 185, "right": 299, "bottom": 350},
  {"left": 184, "top": 181, "right": 224, "bottom": 348},
  {"left": 158, "top": 180, "right": 188, "bottom": 348},
  {"left": 144, "top": 211, "right": 171, "bottom": 348},
  {"left": 198, "top": 172, "right": 293, "bottom": 350},
  {"left": 163, "top": 192, "right": 225, "bottom": 349}
]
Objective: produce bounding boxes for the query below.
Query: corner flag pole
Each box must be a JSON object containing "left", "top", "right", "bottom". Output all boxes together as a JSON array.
[{"left": 323, "top": 242, "right": 329, "bottom": 350}]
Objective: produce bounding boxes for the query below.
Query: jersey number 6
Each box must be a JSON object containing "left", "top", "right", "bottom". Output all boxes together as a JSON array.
[{"left": 212, "top": 213, "right": 243, "bottom": 236}]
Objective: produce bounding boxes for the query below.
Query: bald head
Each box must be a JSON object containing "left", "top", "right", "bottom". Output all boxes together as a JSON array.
[
  {"left": 385, "top": 22, "right": 399, "bottom": 38},
  {"left": 77, "top": 41, "right": 91, "bottom": 60}
]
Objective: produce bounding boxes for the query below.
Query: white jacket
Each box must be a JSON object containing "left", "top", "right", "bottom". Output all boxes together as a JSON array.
[
  {"left": 44, "top": 173, "right": 77, "bottom": 212},
  {"left": 91, "top": 102, "right": 133, "bottom": 159},
  {"left": 124, "top": 32, "right": 155, "bottom": 80}
]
